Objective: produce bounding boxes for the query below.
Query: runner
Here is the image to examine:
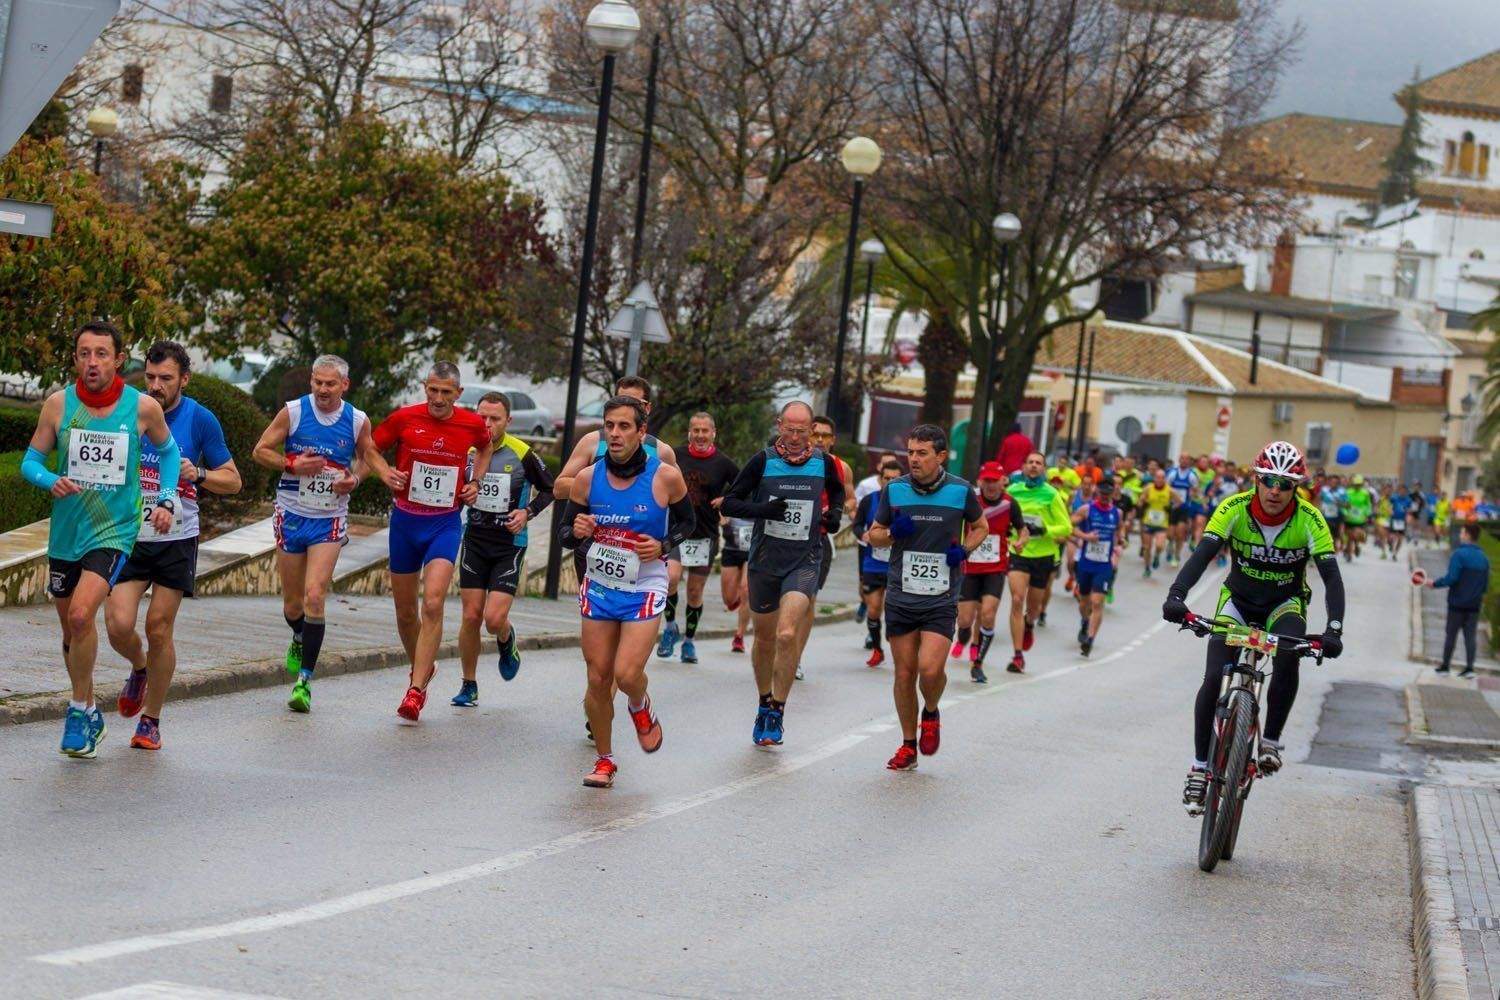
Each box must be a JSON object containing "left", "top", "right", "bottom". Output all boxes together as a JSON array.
[
  {"left": 23, "top": 322, "right": 181, "bottom": 758},
  {"left": 1162, "top": 440, "right": 1345, "bottom": 814},
  {"left": 866, "top": 424, "right": 986, "bottom": 771},
  {"left": 371, "top": 361, "right": 494, "bottom": 723},
  {"left": 794, "top": 414, "right": 856, "bottom": 680},
  {"left": 669, "top": 412, "right": 740, "bottom": 664},
  {"left": 1405, "top": 482, "right": 1427, "bottom": 549},
  {"left": 954, "top": 461, "right": 1013, "bottom": 683},
  {"left": 104, "top": 342, "right": 242, "bottom": 750},
  {"left": 1374, "top": 484, "right": 1393, "bottom": 559},
  {"left": 1166, "top": 454, "right": 1200, "bottom": 567},
  {"left": 852, "top": 451, "right": 897, "bottom": 626},
  {"left": 1316, "top": 473, "right": 1345, "bottom": 551},
  {"left": 254, "top": 355, "right": 385, "bottom": 713},
  {"left": 1003, "top": 452, "right": 1072, "bottom": 674},
  {"left": 720, "top": 512, "right": 754, "bottom": 652},
  {"left": 1070, "top": 476, "right": 1122, "bottom": 656},
  {"left": 1340, "top": 473, "right": 1373, "bottom": 562},
  {"left": 1387, "top": 485, "right": 1411, "bottom": 559},
  {"left": 720, "top": 401, "right": 845, "bottom": 747},
  {"left": 1138, "top": 467, "right": 1172, "bottom": 576},
  {"left": 451, "top": 391, "right": 555, "bottom": 707},
  {"left": 559, "top": 395, "right": 692, "bottom": 788},
  {"left": 855, "top": 459, "right": 903, "bottom": 667}
]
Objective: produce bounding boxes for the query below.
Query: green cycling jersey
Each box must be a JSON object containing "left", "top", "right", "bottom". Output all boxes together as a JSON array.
[
  {"left": 1204, "top": 491, "right": 1335, "bottom": 608},
  {"left": 1007, "top": 478, "right": 1073, "bottom": 559}
]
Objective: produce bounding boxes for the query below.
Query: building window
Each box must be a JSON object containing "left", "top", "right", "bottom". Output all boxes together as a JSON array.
[
  {"left": 121, "top": 64, "right": 144, "bottom": 105},
  {"left": 210, "top": 75, "right": 233, "bottom": 113},
  {"left": 1363, "top": 274, "right": 1383, "bottom": 297},
  {"left": 1444, "top": 139, "right": 1457, "bottom": 175},
  {"left": 1395, "top": 257, "right": 1420, "bottom": 300},
  {"left": 1456, "top": 466, "right": 1477, "bottom": 493},
  {"left": 867, "top": 397, "right": 922, "bottom": 452},
  {"left": 1449, "top": 130, "right": 1492, "bottom": 179},
  {"left": 1462, "top": 374, "right": 1482, "bottom": 448},
  {"left": 1305, "top": 422, "right": 1332, "bottom": 465}
]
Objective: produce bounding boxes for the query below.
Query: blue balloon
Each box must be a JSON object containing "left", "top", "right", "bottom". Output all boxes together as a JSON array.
[{"left": 1335, "top": 443, "right": 1360, "bottom": 466}]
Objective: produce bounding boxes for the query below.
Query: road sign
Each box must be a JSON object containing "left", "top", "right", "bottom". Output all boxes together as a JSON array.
[
  {"left": 0, "top": 197, "right": 51, "bottom": 236},
  {"left": 604, "top": 281, "right": 670, "bottom": 377},
  {"left": 1115, "top": 416, "right": 1142, "bottom": 445},
  {"left": 1216, "top": 404, "right": 1232, "bottom": 429}
]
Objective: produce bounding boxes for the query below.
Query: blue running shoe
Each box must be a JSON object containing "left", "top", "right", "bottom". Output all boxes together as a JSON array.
[
  {"left": 60, "top": 707, "right": 90, "bottom": 757},
  {"left": 87, "top": 706, "right": 107, "bottom": 754},
  {"left": 451, "top": 680, "right": 478, "bottom": 707},
  {"left": 681, "top": 639, "right": 697, "bottom": 664},
  {"left": 656, "top": 622, "right": 680, "bottom": 659},
  {"left": 855, "top": 603, "right": 867, "bottom": 624},
  {"left": 752, "top": 705, "right": 769, "bottom": 745},
  {"left": 760, "top": 708, "right": 784, "bottom": 747},
  {"left": 498, "top": 634, "right": 520, "bottom": 681}
]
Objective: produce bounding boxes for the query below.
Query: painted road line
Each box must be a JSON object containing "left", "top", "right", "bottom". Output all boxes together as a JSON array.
[{"left": 77, "top": 982, "right": 290, "bottom": 1000}]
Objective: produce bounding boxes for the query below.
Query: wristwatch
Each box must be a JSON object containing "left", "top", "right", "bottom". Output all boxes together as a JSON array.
[
  {"left": 156, "top": 497, "right": 176, "bottom": 514},
  {"left": 194, "top": 469, "right": 208, "bottom": 487},
  {"left": 1327, "top": 620, "right": 1343, "bottom": 634}
]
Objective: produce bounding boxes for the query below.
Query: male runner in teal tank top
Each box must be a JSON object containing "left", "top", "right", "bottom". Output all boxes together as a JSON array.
[{"left": 22, "top": 321, "right": 180, "bottom": 759}]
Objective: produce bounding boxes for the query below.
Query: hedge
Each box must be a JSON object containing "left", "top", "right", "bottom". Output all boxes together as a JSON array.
[
  {"left": 179, "top": 372, "right": 276, "bottom": 519},
  {"left": 0, "top": 449, "right": 53, "bottom": 533},
  {"left": 0, "top": 404, "right": 38, "bottom": 452}
]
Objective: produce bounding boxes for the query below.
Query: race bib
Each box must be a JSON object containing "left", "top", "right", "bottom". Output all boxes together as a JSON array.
[
  {"left": 735, "top": 524, "right": 753, "bottom": 550},
  {"left": 298, "top": 469, "right": 342, "bottom": 511},
  {"left": 1392, "top": 517, "right": 1406, "bottom": 530},
  {"left": 679, "top": 537, "right": 711, "bottom": 567},
  {"left": 474, "top": 472, "right": 511, "bottom": 514},
  {"left": 969, "top": 534, "right": 1001, "bottom": 564},
  {"left": 67, "top": 429, "right": 128, "bottom": 486},
  {"left": 764, "top": 499, "right": 813, "bottom": 540},
  {"left": 902, "top": 551, "right": 949, "bottom": 595},
  {"left": 408, "top": 461, "right": 459, "bottom": 508},
  {"left": 871, "top": 545, "right": 892, "bottom": 562},
  {"left": 587, "top": 540, "right": 641, "bottom": 590},
  {"left": 136, "top": 499, "right": 182, "bottom": 541},
  {"left": 1145, "top": 508, "right": 1167, "bottom": 527},
  {"left": 1084, "top": 539, "right": 1112, "bottom": 562}
]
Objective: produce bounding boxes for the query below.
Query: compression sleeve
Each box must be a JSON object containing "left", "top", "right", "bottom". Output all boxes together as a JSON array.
[
  {"left": 1315, "top": 555, "right": 1346, "bottom": 627},
  {"left": 1167, "top": 534, "right": 1225, "bottom": 600},
  {"left": 720, "top": 452, "right": 777, "bottom": 519},
  {"left": 559, "top": 499, "right": 591, "bottom": 551},
  {"left": 665, "top": 496, "right": 697, "bottom": 549},
  {"left": 21, "top": 447, "right": 58, "bottom": 491},
  {"left": 521, "top": 450, "right": 555, "bottom": 518},
  {"left": 152, "top": 432, "right": 182, "bottom": 503}
]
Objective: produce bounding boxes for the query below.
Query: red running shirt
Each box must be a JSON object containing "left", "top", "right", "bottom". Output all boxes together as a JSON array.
[
  {"left": 964, "top": 491, "right": 1014, "bottom": 575},
  {"left": 372, "top": 404, "right": 490, "bottom": 515}
]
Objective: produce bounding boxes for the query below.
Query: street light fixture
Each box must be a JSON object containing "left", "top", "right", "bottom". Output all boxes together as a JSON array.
[
  {"left": 977, "top": 212, "right": 1022, "bottom": 463},
  {"left": 829, "top": 136, "right": 881, "bottom": 432},
  {"left": 85, "top": 106, "right": 118, "bottom": 177},
  {"left": 851, "top": 237, "right": 885, "bottom": 440},
  {"left": 545, "top": 0, "right": 640, "bottom": 600}
]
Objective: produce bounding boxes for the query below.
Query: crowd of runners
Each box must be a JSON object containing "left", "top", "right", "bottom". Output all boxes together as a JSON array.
[{"left": 22, "top": 319, "right": 1438, "bottom": 795}]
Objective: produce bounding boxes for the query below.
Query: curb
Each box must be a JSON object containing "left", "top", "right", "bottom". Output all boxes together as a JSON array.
[
  {"left": 1408, "top": 785, "right": 1472, "bottom": 1000},
  {"left": 1403, "top": 682, "right": 1500, "bottom": 752},
  {"left": 0, "top": 604, "right": 859, "bottom": 726}
]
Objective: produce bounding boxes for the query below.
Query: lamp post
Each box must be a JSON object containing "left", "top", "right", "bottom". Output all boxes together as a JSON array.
[
  {"left": 85, "top": 106, "right": 118, "bottom": 176},
  {"left": 829, "top": 136, "right": 881, "bottom": 431},
  {"left": 978, "top": 212, "right": 1021, "bottom": 466},
  {"left": 545, "top": 0, "right": 640, "bottom": 601},
  {"left": 852, "top": 237, "right": 885, "bottom": 441}
]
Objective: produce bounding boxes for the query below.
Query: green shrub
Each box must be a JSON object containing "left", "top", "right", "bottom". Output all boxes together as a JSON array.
[
  {"left": 0, "top": 449, "right": 53, "bottom": 532},
  {"left": 1478, "top": 529, "right": 1500, "bottom": 653},
  {"left": 180, "top": 372, "right": 276, "bottom": 517},
  {"left": 0, "top": 404, "right": 39, "bottom": 452},
  {"left": 348, "top": 475, "right": 393, "bottom": 518}
]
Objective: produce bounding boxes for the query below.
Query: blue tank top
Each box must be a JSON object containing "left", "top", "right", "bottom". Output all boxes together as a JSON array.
[
  {"left": 587, "top": 453, "right": 669, "bottom": 593},
  {"left": 1077, "top": 502, "right": 1121, "bottom": 568},
  {"left": 275, "top": 395, "right": 363, "bottom": 518}
]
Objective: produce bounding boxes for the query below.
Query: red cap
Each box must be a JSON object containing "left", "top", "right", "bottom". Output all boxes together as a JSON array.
[{"left": 978, "top": 461, "right": 1005, "bottom": 481}]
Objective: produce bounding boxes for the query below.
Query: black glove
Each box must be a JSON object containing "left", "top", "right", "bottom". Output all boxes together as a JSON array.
[
  {"left": 821, "top": 508, "right": 841, "bottom": 534},
  {"left": 760, "top": 497, "right": 789, "bottom": 520},
  {"left": 1319, "top": 630, "right": 1343, "bottom": 659},
  {"left": 1162, "top": 594, "right": 1188, "bottom": 624}
]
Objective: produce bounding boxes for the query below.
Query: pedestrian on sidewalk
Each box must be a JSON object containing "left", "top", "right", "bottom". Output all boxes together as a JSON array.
[{"left": 1427, "top": 522, "right": 1491, "bottom": 679}]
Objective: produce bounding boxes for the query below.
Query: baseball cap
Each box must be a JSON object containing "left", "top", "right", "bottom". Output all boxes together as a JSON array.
[{"left": 978, "top": 461, "right": 1005, "bottom": 481}]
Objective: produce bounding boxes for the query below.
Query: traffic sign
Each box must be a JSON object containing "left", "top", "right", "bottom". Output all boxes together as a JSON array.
[
  {"left": 1216, "top": 404, "right": 1232, "bottom": 429},
  {"left": 604, "top": 281, "right": 670, "bottom": 344},
  {"left": 1115, "top": 416, "right": 1142, "bottom": 445}
]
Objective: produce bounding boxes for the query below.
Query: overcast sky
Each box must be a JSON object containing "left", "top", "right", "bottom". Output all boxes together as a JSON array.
[{"left": 1264, "top": 0, "right": 1500, "bottom": 123}]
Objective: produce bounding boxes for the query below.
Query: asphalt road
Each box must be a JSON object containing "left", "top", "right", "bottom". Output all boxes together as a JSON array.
[{"left": 1, "top": 550, "right": 1419, "bottom": 999}]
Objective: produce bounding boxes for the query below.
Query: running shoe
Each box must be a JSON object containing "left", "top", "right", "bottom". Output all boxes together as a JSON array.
[
  {"left": 794, "top": 666, "right": 805, "bottom": 680},
  {"left": 752, "top": 705, "right": 769, "bottom": 745},
  {"left": 886, "top": 745, "right": 918, "bottom": 771},
  {"left": 628, "top": 696, "right": 663, "bottom": 753},
  {"left": 866, "top": 648, "right": 885, "bottom": 668},
  {"left": 498, "top": 635, "right": 521, "bottom": 681},
  {"left": 1143, "top": 564, "right": 1152, "bottom": 579},
  {"left": 288, "top": 678, "right": 311, "bottom": 713},
  {"left": 1460, "top": 667, "right": 1477, "bottom": 680},
  {"left": 1022, "top": 621, "right": 1035, "bottom": 652},
  {"left": 1258, "top": 740, "right": 1283, "bottom": 775},
  {"left": 59, "top": 707, "right": 91, "bottom": 757},
  {"left": 949, "top": 639, "right": 965, "bottom": 659},
  {"left": 759, "top": 708, "right": 784, "bottom": 747},
  {"left": 583, "top": 756, "right": 617, "bottom": 788},
  {"left": 656, "top": 621, "right": 680, "bottom": 659},
  {"left": 87, "top": 706, "right": 107, "bottom": 753},
  {"left": 397, "top": 685, "right": 427, "bottom": 723},
  {"left": 1106, "top": 587, "right": 1115, "bottom": 606},
  {"left": 681, "top": 639, "right": 698, "bottom": 664},
  {"left": 864, "top": 632, "right": 875, "bottom": 650},
  {"left": 971, "top": 664, "right": 987, "bottom": 684},
  {"left": 130, "top": 716, "right": 161, "bottom": 751},
  {"left": 731, "top": 633, "right": 745, "bottom": 654},
  {"left": 451, "top": 680, "right": 478, "bottom": 707},
  {"left": 968, "top": 644, "right": 980, "bottom": 664},
  {"left": 1077, "top": 619, "right": 1089, "bottom": 644},
  {"left": 117, "top": 668, "right": 147, "bottom": 718},
  {"left": 1037, "top": 613, "right": 1048, "bottom": 627},
  {"left": 1152, "top": 553, "right": 1161, "bottom": 570},
  {"left": 1008, "top": 652, "right": 1026, "bottom": 674},
  {"left": 1182, "top": 767, "right": 1208, "bottom": 815},
  {"left": 285, "top": 639, "right": 303, "bottom": 677},
  {"left": 918, "top": 714, "right": 941, "bottom": 756},
  {"left": 855, "top": 603, "right": 867, "bottom": 624},
  {"left": 1064, "top": 577, "right": 1075, "bottom": 594},
  {"left": 1080, "top": 636, "right": 1093, "bottom": 657},
  {"left": 585, "top": 716, "right": 594, "bottom": 743}
]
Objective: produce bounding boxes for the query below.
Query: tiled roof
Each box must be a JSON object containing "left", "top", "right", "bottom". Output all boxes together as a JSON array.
[
  {"left": 1188, "top": 338, "right": 1361, "bottom": 398},
  {"left": 1405, "top": 50, "right": 1500, "bottom": 118}
]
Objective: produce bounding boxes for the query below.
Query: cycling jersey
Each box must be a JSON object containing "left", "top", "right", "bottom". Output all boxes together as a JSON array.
[
  {"left": 1341, "top": 487, "right": 1373, "bottom": 526},
  {"left": 1204, "top": 491, "right": 1334, "bottom": 608}
]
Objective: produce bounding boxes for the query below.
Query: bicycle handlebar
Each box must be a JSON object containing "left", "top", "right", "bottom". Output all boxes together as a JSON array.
[{"left": 1178, "top": 611, "right": 1324, "bottom": 662}]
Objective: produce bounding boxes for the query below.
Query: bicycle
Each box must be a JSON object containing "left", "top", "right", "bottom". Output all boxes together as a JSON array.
[{"left": 1178, "top": 611, "right": 1323, "bottom": 872}]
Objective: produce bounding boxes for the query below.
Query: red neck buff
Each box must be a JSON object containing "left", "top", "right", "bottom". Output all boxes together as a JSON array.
[
  {"left": 1251, "top": 492, "right": 1294, "bottom": 526},
  {"left": 688, "top": 443, "right": 716, "bottom": 460},
  {"left": 75, "top": 375, "right": 124, "bottom": 409},
  {"left": 774, "top": 438, "right": 811, "bottom": 464},
  {"left": 1092, "top": 497, "right": 1114, "bottom": 512}
]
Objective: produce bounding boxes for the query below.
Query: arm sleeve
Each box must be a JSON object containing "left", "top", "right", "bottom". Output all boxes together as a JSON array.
[
  {"left": 199, "top": 410, "right": 233, "bottom": 469},
  {"left": 1167, "top": 534, "right": 1225, "bottom": 601},
  {"left": 719, "top": 452, "right": 773, "bottom": 519},
  {"left": 665, "top": 495, "right": 697, "bottom": 548},
  {"left": 1315, "top": 555, "right": 1346, "bottom": 625},
  {"left": 20, "top": 447, "right": 58, "bottom": 491},
  {"left": 152, "top": 432, "right": 182, "bottom": 502},
  {"left": 558, "top": 498, "right": 590, "bottom": 551},
  {"left": 521, "top": 450, "right": 555, "bottom": 517}
]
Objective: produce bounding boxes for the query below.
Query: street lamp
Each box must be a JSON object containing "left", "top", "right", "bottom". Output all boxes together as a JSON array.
[
  {"left": 545, "top": 0, "right": 640, "bottom": 601},
  {"left": 979, "top": 212, "right": 1022, "bottom": 461},
  {"left": 829, "top": 136, "right": 881, "bottom": 431},
  {"left": 85, "top": 106, "right": 118, "bottom": 176},
  {"left": 852, "top": 237, "right": 885, "bottom": 440}
]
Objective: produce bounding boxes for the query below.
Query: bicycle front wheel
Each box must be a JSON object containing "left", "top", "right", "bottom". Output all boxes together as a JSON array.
[{"left": 1198, "top": 689, "right": 1253, "bottom": 873}]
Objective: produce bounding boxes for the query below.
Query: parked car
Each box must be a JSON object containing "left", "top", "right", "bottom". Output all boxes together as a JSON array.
[
  {"left": 457, "top": 384, "right": 553, "bottom": 437},
  {"left": 206, "top": 352, "right": 273, "bottom": 394},
  {"left": 553, "top": 398, "right": 609, "bottom": 437}
]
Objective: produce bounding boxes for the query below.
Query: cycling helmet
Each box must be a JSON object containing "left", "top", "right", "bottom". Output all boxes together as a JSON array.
[{"left": 1252, "top": 440, "right": 1307, "bottom": 481}]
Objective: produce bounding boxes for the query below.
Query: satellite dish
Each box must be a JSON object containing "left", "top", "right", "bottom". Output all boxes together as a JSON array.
[{"left": 1115, "top": 416, "right": 1142, "bottom": 445}]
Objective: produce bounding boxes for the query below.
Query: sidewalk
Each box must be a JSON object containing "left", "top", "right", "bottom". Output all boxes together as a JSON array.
[
  {"left": 1413, "top": 548, "right": 1500, "bottom": 674},
  {"left": 1410, "top": 784, "right": 1500, "bottom": 1000},
  {"left": 0, "top": 567, "right": 860, "bottom": 724}
]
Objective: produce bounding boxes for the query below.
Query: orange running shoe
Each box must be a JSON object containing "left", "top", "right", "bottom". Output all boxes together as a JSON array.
[
  {"left": 129, "top": 716, "right": 161, "bottom": 751},
  {"left": 886, "top": 745, "right": 918, "bottom": 771},
  {"left": 583, "top": 756, "right": 617, "bottom": 787},
  {"left": 397, "top": 686, "right": 426, "bottom": 723},
  {"left": 918, "top": 714, "right": 941, "bottom": 756},
  {"left": 117, "top": 669, "right": 146, "bottom": 718},
  {"left": 629, "top": 696, "right": 663, "bottom": 753}
]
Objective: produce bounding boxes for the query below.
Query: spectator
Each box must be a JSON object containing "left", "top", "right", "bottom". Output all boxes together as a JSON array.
[
  {"left": 1428, "top": 522, "right": 1491, "bottom": 679},
  {"left": 996, "top": 421, "right": 1033, "bottom": 476}
]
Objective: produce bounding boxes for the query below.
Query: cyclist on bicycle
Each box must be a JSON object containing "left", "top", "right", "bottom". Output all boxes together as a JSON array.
[{"left": 1161, "top": 440, "right": 1345, "bottom": 814}]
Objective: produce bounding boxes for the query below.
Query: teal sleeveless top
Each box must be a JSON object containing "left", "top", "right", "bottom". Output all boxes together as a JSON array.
[{"left": 49, "top": 385, "right": 143, "bottom": 560}]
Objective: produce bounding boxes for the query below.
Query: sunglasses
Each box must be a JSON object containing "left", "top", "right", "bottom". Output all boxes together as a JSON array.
[{"left": 1257, "top": 474, "right": 1297, "bottom": 491}]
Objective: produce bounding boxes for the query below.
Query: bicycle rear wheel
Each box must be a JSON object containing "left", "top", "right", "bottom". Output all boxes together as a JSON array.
[{"left": 1198, "top": 690, "right": 1253, "bottom": 872}]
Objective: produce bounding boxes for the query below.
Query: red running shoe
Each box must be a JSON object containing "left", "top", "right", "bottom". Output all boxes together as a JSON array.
[
  {"left": 629, "top": 696, "right": 663, "bottom": 753},
  {"left": 918, "top": 715, "right": 941, "bottom": 756},
  {"left": 583, "top": 756, "right": 617, "bottom": 788},
  {"left": 1022, "top": 622, "right": 1035, "bottom": 651},
  {"left": 117, "top": 669, "right": 146, "bottom": 718},
  {"left": 968, "top": 644, "right": 980, "bottom": 664},
  {"left": 866, "top": 648, "right": 884, "bottom": 668},
  {"left": 397, "top": 686, "right": 426, "bottom": 723},
  {"left": 1008, "top": 652, "right": 1026, "bottom": 674},
  {"left": 948, "top": 639, "right": 964, "bottom": 659},
  {"left": 886, "top": 745, "right": 918, "bottom": 771},
  {"left": 731, "top": 633, "right": 745, "bottom": 654}
]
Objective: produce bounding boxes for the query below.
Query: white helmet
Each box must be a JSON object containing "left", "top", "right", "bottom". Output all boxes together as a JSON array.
[{"left": 1252, "top": 440, "right": 1307, "bottom": 481}]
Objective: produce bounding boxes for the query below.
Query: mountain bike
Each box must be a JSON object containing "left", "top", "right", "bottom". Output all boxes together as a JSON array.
[{"left": 1179, "top": 611, "right": 1323, "bottom": 872}]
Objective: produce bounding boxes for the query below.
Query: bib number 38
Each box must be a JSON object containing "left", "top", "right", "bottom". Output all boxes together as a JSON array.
[{"left": 764, "top": 499, "right": 813, "bottom": 541}]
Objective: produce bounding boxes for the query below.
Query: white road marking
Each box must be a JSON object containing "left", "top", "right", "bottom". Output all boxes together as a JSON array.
[
  {"left": 76, "top": 982, "right": 289, "bottom": 1000},
  {"left": 35, "top": 574, "right": 1222, "bottom": 968}
]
